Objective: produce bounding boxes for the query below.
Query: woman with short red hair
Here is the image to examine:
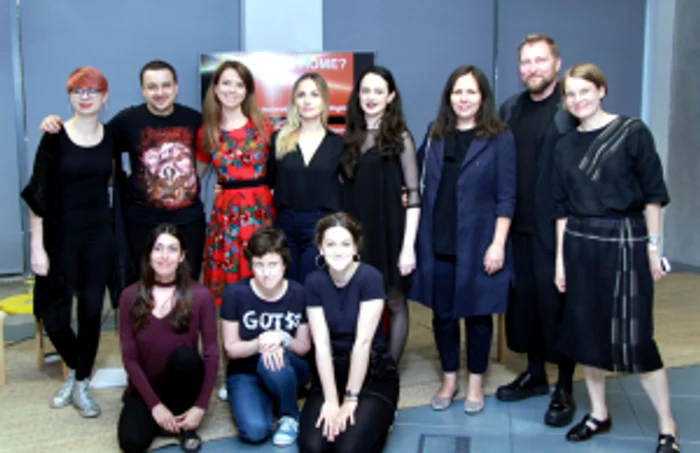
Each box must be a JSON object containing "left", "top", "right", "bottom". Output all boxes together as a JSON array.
[{"left": 21, "top": 66, "right": 116, "bottom": 418}]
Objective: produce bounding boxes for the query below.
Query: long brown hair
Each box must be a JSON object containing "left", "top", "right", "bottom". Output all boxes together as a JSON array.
[
  {"left": 430, "top": 65, "right": 508, "bottom": 140},
  {"left": 130, "top": 224, "right": 193, "bottom": 334},
  {"left": 201, "top": 60, "right": 268, "bottom": 155}
]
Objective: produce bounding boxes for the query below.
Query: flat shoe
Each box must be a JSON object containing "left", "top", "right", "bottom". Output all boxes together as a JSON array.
[
  {"left": 656, "top": 434, "right": 681, "bottom": 453},
  {"left": 179, "top": 430, "right": 202, "bottom": 453},
  {"left": 566, "top": 414, "right": 612, "bottom": 442},
  {"left": 431, "top": 389, "right": 458, "bottom": 411},
  {"left": 464, "top": 399, "right": 484, "bottom": 414}
]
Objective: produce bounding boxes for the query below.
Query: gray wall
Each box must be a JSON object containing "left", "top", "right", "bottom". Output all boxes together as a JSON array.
[
  {"left": 1, "top": 0, "right": 242, "bottom": 275},
  {"left": 20, "top": 0, "right": 242, "bottom": 170},
  {"left": 496, "top": 0, "right": 647, "bottom": 115},
  {"left": 0, "top": 1, "right": 24, "bottom": 274},
  {"left": 664, "top": 0, "right": 700, "bottom": 266},
  {"left": 323, "top": 0, "right": 496, "bottom": 142}
]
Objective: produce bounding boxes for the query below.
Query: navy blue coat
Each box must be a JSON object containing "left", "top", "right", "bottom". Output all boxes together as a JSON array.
[{"left": 411, "top": 128, "right": 517, "bottom": 318}]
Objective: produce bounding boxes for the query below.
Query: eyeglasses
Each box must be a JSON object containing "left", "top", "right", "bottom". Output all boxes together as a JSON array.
[{"left": 71, "top": 88, "right": 102, "bottom": 97}]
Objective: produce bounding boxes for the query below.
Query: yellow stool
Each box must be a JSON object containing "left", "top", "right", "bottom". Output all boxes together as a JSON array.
[{"left": 0, "top": 280, "right": 67, "bottom": 388}]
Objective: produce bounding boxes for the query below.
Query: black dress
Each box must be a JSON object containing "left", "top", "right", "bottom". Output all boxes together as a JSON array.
[
  {"left": 552, "top": 116, "right": 670, "bottom": 373},
  {"left": 341, "top": 131, "right": 419, "bottom": 291}
]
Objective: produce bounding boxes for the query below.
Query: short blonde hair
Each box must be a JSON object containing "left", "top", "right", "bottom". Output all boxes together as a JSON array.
[
  {"left": 518, "top": 34, "right": 560, "bottom": 59},
  {"left": 560, "top": 63, "right": 608, "bottom": 96}
]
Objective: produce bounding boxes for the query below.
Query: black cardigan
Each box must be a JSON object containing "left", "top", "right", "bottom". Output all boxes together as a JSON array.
[{"left": 21, "top": 132, "right": 128, "bottom": 315}]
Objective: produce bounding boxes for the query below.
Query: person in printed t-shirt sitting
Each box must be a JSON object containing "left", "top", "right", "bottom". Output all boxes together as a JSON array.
[{"left": 220, "top": 227, "right": 311, "bottom": 447}]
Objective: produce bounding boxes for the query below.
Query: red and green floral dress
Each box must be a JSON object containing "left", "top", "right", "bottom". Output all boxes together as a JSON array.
[{"left": 196, "top": 120, "right": 274, "bottom": 305}]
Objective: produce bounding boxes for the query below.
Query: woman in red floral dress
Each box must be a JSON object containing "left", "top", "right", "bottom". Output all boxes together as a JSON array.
[{"left": 196, "top": 60, "right": 274, "bottom": 305}]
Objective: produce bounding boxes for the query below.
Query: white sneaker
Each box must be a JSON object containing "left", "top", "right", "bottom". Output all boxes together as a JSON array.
[
  {"left": 273, "top": 416, "right": 299, "bottom": 447},
  {"left": 72, "top": 379, "right": 101, "bottom": 418},
  {"left": 217, "top": 384, "right": 228, "bottom": 401},
  {"left": 50, "top": 369, "right": 76, "bottom": 408}
]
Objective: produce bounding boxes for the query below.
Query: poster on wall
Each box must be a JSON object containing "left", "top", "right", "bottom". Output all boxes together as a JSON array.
[{"left": 199, "top": 52, "right": 374, "bottom": 133}]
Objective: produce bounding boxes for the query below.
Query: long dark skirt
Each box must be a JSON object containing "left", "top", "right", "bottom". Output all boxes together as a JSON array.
[{"left": 558, "top": 214, "right": 663, "bottom": 373}]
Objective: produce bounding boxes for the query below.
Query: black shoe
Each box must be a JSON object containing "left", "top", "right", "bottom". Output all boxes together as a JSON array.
[
  {"left": 496, "top": 372, "right": 549, "bottom": 402},
  {"left": 179, "top": 430, "right": 202, "bottom": 453},
  {"left": 656, "top": 434, "right": 681, "bottom": 453},
  {"left": 544, "top": 388, "right": 576, "bottom": 427},
  {"left": 566, "top": 414, "right": 612, "bottom": 442}
]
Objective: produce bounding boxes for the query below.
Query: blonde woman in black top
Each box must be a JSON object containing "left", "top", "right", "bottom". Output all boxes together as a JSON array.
[{"left": 267, "top": 72, "right": 345, "bottom": 284}]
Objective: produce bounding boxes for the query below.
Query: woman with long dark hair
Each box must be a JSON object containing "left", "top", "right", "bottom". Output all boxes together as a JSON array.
[
  {"left": 196, "top": 60, "right": 274, "bottom": 305},
  {"left": 341, "top": 66, "right": 420, "bottom": 364},
  {"left": 268, "top": 72, "right": 344, "bottom": 284},
  {"left": 21, "top": 66, "right": 115, "bottom": 418},
  {"left": 297, "top": 213, "right": 399, "bottom": 453},
  {"left": 117, "top": 224, "right": 219, "bottom": 453},
  {"left": 413, "top": 65, "right": 516, "bottom": 414},
  {"left": 553, "top": 63, "right": 679, "bottom": 453}
]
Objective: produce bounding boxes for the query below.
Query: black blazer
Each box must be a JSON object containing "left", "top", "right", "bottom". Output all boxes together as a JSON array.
[{"left": 499, "top": 86, "right": 578, "bottom": 254}]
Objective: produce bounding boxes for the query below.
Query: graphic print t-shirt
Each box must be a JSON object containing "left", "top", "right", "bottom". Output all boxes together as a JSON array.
[
  {"left": 220, "top": 279, "right": 307, "bottom": 375},
  {"left": 110, "top": 103, "right": 203, "bottom": 224}
]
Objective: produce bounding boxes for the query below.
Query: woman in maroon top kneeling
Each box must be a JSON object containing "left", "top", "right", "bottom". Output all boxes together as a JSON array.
[{"left": 117, "top": 224, "right": 219, "bottom": 453}]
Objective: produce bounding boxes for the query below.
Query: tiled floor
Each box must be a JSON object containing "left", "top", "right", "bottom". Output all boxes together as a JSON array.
[{"left": 156, "top": 365, "right": 700, "bottom": 452}]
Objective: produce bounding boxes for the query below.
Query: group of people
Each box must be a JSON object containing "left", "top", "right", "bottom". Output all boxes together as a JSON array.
[{"left": 20, "top": 33, "right": 680, "bottom": 453}]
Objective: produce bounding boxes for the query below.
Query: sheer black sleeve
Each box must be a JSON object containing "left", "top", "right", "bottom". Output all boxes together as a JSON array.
[
  {"left": 21, "top": 133, "right": 59, "bottom": 217},
  {"left": 399, "top": 131, "right": 421, "bottom": 208}
]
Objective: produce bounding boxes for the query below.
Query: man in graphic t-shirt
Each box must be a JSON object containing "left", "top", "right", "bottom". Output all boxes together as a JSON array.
[{"left": 40, "top": 60, "right": 205, "bottom": 281}]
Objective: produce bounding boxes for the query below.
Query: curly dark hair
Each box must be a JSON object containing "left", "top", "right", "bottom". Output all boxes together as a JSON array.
[
  {"left": 430, "top": 65, "right": 508, "bottom": 141},
  {"left": 341, "top": 66, "right": 409, "bottom": 180},
  {"left": 314, "top": 212, "right": 364, "bottom": 252},
  {"left": 130, "top": 224, "right": 193, "bottom": 334}
]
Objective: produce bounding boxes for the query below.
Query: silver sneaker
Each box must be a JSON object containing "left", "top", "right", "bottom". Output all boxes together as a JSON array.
[
  {"left": 72, "top": 379, "right": 101, "bottom": 418},
  {"left": 49, "top": 369, "right": 76, "bottom": 408}
]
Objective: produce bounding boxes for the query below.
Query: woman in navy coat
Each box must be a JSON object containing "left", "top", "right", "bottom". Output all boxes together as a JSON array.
[{"left": 413, "top": 65, "right": 516, "bottom": 414}]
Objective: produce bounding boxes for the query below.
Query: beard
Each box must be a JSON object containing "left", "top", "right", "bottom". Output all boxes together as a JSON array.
[{"left": 523, "top": 73, "right": 556, "bottom": 94}]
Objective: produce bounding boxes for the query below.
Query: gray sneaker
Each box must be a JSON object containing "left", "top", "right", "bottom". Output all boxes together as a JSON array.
[
  {"left": 72, "top": 379, "right": 101, "bottom": 418},
  {"left": 49, "top": 369, "right": 76, "bottom": 408}
]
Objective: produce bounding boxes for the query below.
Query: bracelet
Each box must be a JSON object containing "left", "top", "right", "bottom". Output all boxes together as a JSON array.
[
  {"left": 647, "top": 235, "right": 661, "bottom": 246},
  {"left": 344, "top": 389, "right": 360, "bottom": 399},
  {"left": 280, "top": 331, "right": 292, "bottom": 348}
]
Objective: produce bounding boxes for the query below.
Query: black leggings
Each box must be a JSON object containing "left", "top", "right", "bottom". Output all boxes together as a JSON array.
[
  {"left": 43, "top": 227, "right": 113, "bottom": 381},
  {"left": 298, "top": 353, "right": 398, "bottom": 453},
  {"left": 125, "top": 217, "right": 205, "bottom": 281},
  {"left": 117, "top": 346, "right": 205, "bottom": 453}
]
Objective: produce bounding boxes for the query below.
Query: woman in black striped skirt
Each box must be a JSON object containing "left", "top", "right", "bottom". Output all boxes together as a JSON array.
[{"left": 552, "top": 63, "right": 679, "bottom": 453}]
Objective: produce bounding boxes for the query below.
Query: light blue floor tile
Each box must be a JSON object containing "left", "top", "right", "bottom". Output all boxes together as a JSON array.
[
  {"left": 627, "top": 392, "right": 700, "bottom": 442},
  {"left": 396, "top": 396, "right": 510, "bottom": 434},
  {"left": 619, "top": 365, "right": 700, "bottom": 396},
  {"left": 508, "top": 389, "right": 642, "bottom": 437},
  {"left": 511, "top": 432, "right": 663, "bottom": 453}
]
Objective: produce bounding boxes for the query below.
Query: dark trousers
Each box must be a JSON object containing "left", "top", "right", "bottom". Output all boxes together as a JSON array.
[
  {"left": 507, "top": 232, "right": 564, "bottom": 361},
  {"left": 298, "top": 353, "right": 397, "bottom": 453},
  {"left": 117, "top": 346, "right": 205, "bottom": 453},
  {"left": 276, "top": 209, "right": 325, "bottom": 284},
  {"left": 432, "top": 257, "right": 494, "bottom": 374},
  {"left": 43, "top": 227, "right": 113, "bottom": 381},
  {"left": 125, "top": 216, "right": 205, "bottom": 281}
]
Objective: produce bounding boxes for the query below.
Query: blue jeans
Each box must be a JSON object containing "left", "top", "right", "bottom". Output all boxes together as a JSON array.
[
  {"left": 276, "top": 209, "right": 326, "bottom": 284},
  {"left": 227, "top": 352, "right": 310, "bottom": 443}
]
